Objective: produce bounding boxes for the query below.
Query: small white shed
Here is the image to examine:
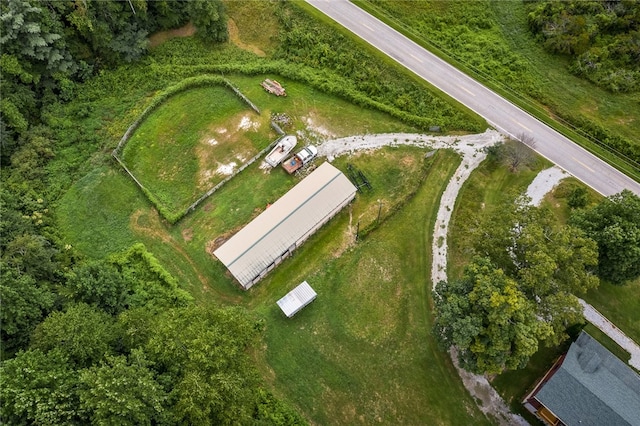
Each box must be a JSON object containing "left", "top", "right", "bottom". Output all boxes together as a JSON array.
[{"left": 277, "top": 281, "right": 317, "bottom": 318}]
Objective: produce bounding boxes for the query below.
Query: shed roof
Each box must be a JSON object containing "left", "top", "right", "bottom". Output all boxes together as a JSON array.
[
  {"left": 535, "top": 331, "right": 640, "bottom": 426},
  {"left": 213, "top": 162, "right": 357, "bottom": 288},
  {"left": 276, "top": 281, "right": 317, "bottom": 317}
]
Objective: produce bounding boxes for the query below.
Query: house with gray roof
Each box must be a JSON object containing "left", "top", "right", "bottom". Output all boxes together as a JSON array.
[{"left": 523, "top": 331, "right": 640, "bottom": 426}]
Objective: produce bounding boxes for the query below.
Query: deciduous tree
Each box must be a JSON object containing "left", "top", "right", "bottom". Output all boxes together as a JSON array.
[
  {"left": 0, "top": 348, "right": 82, "bottom": 424},
  {"left": 473, "top": 197, "right": 598, "bottom": 345},
  {"left": 140, "top": 305, "right": 261, "bottom": 425},
  {"left": 0, "top": 268, "right": 55, "bottom": 354},
  {"left": 571, "top": 189, "right": 640, "bottom": 284},
  {"left": 434, "top": 257, "right": 552, "bottom": 374},
  {"left": 78, "top": 350, "right": 167, "bottom": 426},
  {"left": 30, "top": 303, "right": 118, "bottom": 368}
]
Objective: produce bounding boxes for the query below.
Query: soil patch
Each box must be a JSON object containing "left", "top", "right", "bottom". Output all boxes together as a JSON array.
[
  {"left": 182, "top": 228, "right": 193, "bottom": 242},
  {"left": 195, "top": 112, "right": 261, "bottom": 187},
  {"left": 206, "top": 228, "right": 241, "bottom": 254},
  {"left": 149, "top": 22, "right": 196, "bottom": 48},
  {"left": 228, "top": 18, "right": 266, "bottom": 57}
]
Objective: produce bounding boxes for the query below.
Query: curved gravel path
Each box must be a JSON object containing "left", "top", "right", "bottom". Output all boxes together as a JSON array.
[{"left": 320, "top": 129, "right": 530, "bottom": 425}]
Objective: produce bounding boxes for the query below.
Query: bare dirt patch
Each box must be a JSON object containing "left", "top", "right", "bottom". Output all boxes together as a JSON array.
[
  {"left": 297, "top": 110, "right": 337, "bottom": 145},
  {"left": 228, "top": 18, "right": 266, "bottom": 57},
  {"left": 401, "top": 155, "right": 416, "bottom": 167},
  {"left": 206, "top": 228, "right": 241, "bottom": 254},
  {"left": 332, "top": 207, "right": 357, "bottom": 258},
  {"left": 149, "top": 22, "right": 196, "bottom": 48},
  {"left": 182, "top": 228, "right": 193, "bottom": 242},
  {"left": 195, "top": 112, "right": 261, "bottom": 187}
]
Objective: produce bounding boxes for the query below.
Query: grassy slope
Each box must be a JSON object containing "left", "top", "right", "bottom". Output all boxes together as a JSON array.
[{"left": 253, "top": 150, "right": 491, "bottom": 424}]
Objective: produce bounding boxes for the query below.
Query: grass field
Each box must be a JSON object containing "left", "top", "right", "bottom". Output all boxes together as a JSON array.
[
  {"left": 489, "top": 0, "right": 640, "bottom": 146},
  {"left": 251, "top": 149, "right": 491, "bottom": 424},
  {"left": 121, "top": 85, "right": 270, "bottom": 216}
]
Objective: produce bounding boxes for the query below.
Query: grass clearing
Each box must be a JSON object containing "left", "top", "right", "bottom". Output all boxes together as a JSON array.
[
  {"left": 225, "top": 0, "right": 279, "bottom": 56},
  {"left": 251, "top": 149, "right": 491, "bottom": 424},
  {"left": 121, "top": 85, "right": 270, "bottom": 216},
  {"left": 58, "top": 91, "right": 493, "bottom": 421},
  {"left": 55, "top": 166, "right": 148, "bottom": 258},
  {"left": 59, "top": 74, "right": 422, "bottom": 298}
]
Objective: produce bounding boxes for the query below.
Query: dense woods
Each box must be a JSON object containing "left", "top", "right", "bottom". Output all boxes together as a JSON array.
[
  {"left": 527, "top": 0, "right": 640, "bottom": 92},
  {"left": 0, "top": 0, "right": 228, "bottom": 163},
  {"left": 0, "top": 1, "right": 307, "bottom": 423}
]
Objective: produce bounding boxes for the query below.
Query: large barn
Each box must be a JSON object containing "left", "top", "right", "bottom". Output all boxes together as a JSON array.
[{"left": 214, "top": 162, "right": 357, "bottom": 290}]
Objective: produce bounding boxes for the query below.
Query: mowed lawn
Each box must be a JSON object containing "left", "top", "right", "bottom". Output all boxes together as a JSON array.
[
  {"left": 249, "top": 149, "right": 491, "bottom": 425},
  {"left": 121, "top": 85, "right": 272, "bottom": 215}
]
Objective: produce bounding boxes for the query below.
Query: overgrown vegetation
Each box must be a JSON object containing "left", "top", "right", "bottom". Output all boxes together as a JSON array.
[
  {"left": 362, "top": 0, "right": 640, "bottom": 167},
  {"left": 527, "top": 0, "right": 640, "bottom": 93}
]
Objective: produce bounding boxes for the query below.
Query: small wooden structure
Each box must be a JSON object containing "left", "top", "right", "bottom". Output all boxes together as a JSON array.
[
  {"left": 261, "top": 79, "right": 286, "bottom": 96},
  {"left": 277, "top": 281, "right": 317, "bottom": 318}
]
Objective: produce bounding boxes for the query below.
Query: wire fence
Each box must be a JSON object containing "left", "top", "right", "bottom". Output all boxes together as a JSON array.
[{"left": 113, "top": 77, "right": 283, "bottom": 223}]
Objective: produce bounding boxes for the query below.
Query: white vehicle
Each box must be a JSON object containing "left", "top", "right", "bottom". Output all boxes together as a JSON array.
[{"left": 282, "top": 145, "right": 318, "bottom": 174}]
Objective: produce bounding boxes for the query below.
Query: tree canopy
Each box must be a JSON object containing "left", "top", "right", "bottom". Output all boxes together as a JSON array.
[
  {"left": 571, "top": 190, "right": 640, "bottom": 284},
  {"left": 527, "top": 0, "right": 640, "bottom": 92},
  {"left": 434, "top": 196, "right": 599, "bottom": 373},
  {"left": 434, "top": 257, "right": 552, "bottom": 374}
]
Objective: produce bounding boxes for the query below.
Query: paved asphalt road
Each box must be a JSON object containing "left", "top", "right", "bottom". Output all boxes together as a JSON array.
[{"left": 306, "top": 0, "right": 640, "bottom": 197}]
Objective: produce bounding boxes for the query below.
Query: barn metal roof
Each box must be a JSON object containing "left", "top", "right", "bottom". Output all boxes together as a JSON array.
[
  {"left": 535, "top": 331, "right": 640, "bottom": 426},
  {"left": 213, "top": 162, "right": 357, "bottom": 288},
  {"left": 277, "top": 281, "right": 317, "bottom": 317}
]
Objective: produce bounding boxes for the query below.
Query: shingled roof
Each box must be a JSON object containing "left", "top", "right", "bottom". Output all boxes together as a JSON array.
[{"left": 534, "top": 331, "right": 640, "bottom": 426}]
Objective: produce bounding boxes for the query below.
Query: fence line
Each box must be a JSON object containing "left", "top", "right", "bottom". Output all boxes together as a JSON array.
[
  {"left": 112, "top": 154, "right": 148, "bottom": 193},
  {"left": 184, "top": 134, "right": 284, "bottom": 215},
  {"left": 224, "top": 80, "right": 261, "bottom": 114}
]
